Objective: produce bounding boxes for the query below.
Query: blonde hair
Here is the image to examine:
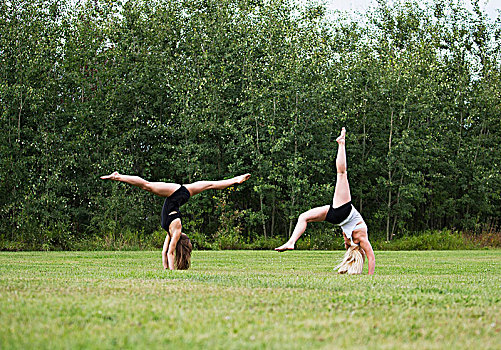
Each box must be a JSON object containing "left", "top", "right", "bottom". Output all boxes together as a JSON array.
[{"left": 335, "top": 243, "right": 365, "bottom": 275}]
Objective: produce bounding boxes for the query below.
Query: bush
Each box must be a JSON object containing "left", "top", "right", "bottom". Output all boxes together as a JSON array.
[
  {"left": 295, "top": 229, "right": 345, "bottom": 250},
  {"left": 464, "top": 232, "right": 501, "bottom": 249},
  {"left": 72, "top": 229, "right": 155, "bottom": 251},
  {"left": 148, "top": 229, "right": 168, "bottom": 250},
  {"left": 0, "top": 240, "right": 31, "bottom": 251},
  {"left": 3, "top": 227, "right": 500, "bottom": 251},
  {"left": 247, "top": 236, "right": 284, "bottom": 250},
  {"left": 374, "top": 230, "right": 477, "bottom": 251},
  {"left": 186, "top": 230, "right": 214, "bottom": 250},
  {"left": 213, "top": 234, "right": 246, "bottom": 250}
]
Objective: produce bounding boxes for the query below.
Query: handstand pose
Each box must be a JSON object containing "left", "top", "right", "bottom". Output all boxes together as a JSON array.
[
  {"left": 275, "top": 127, "right": 375, "bottom": 275},
  {"left": 100, "top": 172, "right": 251, "bottom": 270}
]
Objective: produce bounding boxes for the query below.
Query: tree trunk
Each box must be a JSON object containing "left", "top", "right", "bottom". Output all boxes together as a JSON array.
[
  {"left": 289, "top": 92, "right": 299, "bottom": 237},
  {"left": 260, "top": 193, "right": 267, "bottom": 238},
  {"left": 288, "top": 197, "right": 295, "bottom": 237},
  {"left": 360, "top": 90, "right": 367, "bottom": 213},
  {"left": 17, "top": 91, "right": 24, "bottom": 142},
  {"left": 255, "top": 110, "right": 267, "bottom": 238},
  {"left": 391, "top": 173, "right": 404, "bottom": 237},
  {"left": 391, "top": 108, "right": 411, "bottom": 237},
  {"left": 386, "top": 109, "right": 394, "bottom": 242},
  {"left": 271, "top": 193, "right": 275, "bottom": 237}
]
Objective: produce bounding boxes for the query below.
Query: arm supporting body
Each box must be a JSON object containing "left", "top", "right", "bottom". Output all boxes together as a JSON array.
[
  {"left": 162, "top": 219, "right": 182, "bottom": 270},
  {"left": 359, "top": 237, "right": 375, "bottom": 275}
]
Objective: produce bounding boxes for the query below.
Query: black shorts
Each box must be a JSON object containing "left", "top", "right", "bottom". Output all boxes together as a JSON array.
[{"left": 325, "top": 201, "right": 352, "bottom": 225}]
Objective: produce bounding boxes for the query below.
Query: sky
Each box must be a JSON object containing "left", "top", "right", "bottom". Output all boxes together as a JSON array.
[{"left": 325, "top": 0, "right": 500, "bottom": 20}]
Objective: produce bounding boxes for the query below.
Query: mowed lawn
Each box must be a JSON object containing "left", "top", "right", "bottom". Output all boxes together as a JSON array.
[{"left": 0, "top": 250, "right": 500, "bottom": 349}]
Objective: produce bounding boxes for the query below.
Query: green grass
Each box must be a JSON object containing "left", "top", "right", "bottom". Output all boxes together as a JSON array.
[{"left": 1, "top": 251, "right": 500, "bottom": 349}]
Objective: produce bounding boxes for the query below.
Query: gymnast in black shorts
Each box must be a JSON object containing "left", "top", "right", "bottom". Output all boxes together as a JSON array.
[
  {"left": 275, "top": 127, "right": 375, "bottom": 275},
  {"left": 101, "top": 172, "right": 251, "bottom": 270}
]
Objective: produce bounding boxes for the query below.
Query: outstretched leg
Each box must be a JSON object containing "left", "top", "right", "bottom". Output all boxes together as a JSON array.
[
  {"left": 332, "top": 127, "right": 351, "bottom": 208},
  {"left": 184, "top": 173, "right": 251, "bottom": 196},
  {"left": 274, "top": 205, "right": 329, "bottom": 251},
  {"left": 100, "top": 171, "right": 181, "bottom": 197}
]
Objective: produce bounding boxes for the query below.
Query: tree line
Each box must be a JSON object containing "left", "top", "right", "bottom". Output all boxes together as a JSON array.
[{"left": 1, "top": 0, "right": 500, "bottom": 249}]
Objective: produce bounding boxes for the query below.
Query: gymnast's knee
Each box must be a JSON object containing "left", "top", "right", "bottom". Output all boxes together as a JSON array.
[{"left": 298, "top": 212, "right": 309, "bottom": 223}]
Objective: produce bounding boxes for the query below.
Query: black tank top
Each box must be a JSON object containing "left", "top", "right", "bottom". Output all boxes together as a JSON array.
[{"left": 160, "top": 186, "right": 190, "bottom": 230}]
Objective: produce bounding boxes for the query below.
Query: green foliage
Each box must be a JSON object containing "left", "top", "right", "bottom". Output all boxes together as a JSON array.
[
  {"left": 247, "top": 236, "right": 284, "bottom": 250},
  {"left": 294, "top": 226, "right": 345, "bottom": 250},
  {"left": 374, "top": 230, "right": 478, "bottom": 250},
  {"left": 0, "top": 0, "right": 500, "bottom": 249}
]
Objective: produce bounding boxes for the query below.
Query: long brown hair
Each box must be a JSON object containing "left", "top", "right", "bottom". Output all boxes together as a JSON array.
[{"left": 175, "top": 233, "right": 192, "bottom": 270}]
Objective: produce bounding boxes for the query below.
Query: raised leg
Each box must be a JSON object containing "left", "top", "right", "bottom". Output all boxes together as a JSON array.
[
  {"left": 332, "top": 127, "right": 351, "bottom": 208},
  {"left": 274, "top": 205, "right": 330, "bottom": 251},
  {"left": 184, "top": 173, "right": 251, "bottom": 196},
  {"left": 100, "top": 171, "right": 181, "bottom": 197}
]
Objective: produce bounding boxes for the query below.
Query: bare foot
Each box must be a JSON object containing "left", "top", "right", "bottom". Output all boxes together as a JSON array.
[
  {"left": 336, "top": 127, "right": 346, "bottom": 145},
  {"left": 100, "top": 171, "right": 120, "bottom": 180},
  {"left": 235, "top": 173, "right": 251, "bottom": 184},
  {"left": 275, "top": 242, "right": 295, "bottom": 252}
]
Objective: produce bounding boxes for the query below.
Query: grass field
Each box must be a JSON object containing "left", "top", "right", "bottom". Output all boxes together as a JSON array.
[{"left": 1, "top": 250, "right": 500, "bottom": 349}]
